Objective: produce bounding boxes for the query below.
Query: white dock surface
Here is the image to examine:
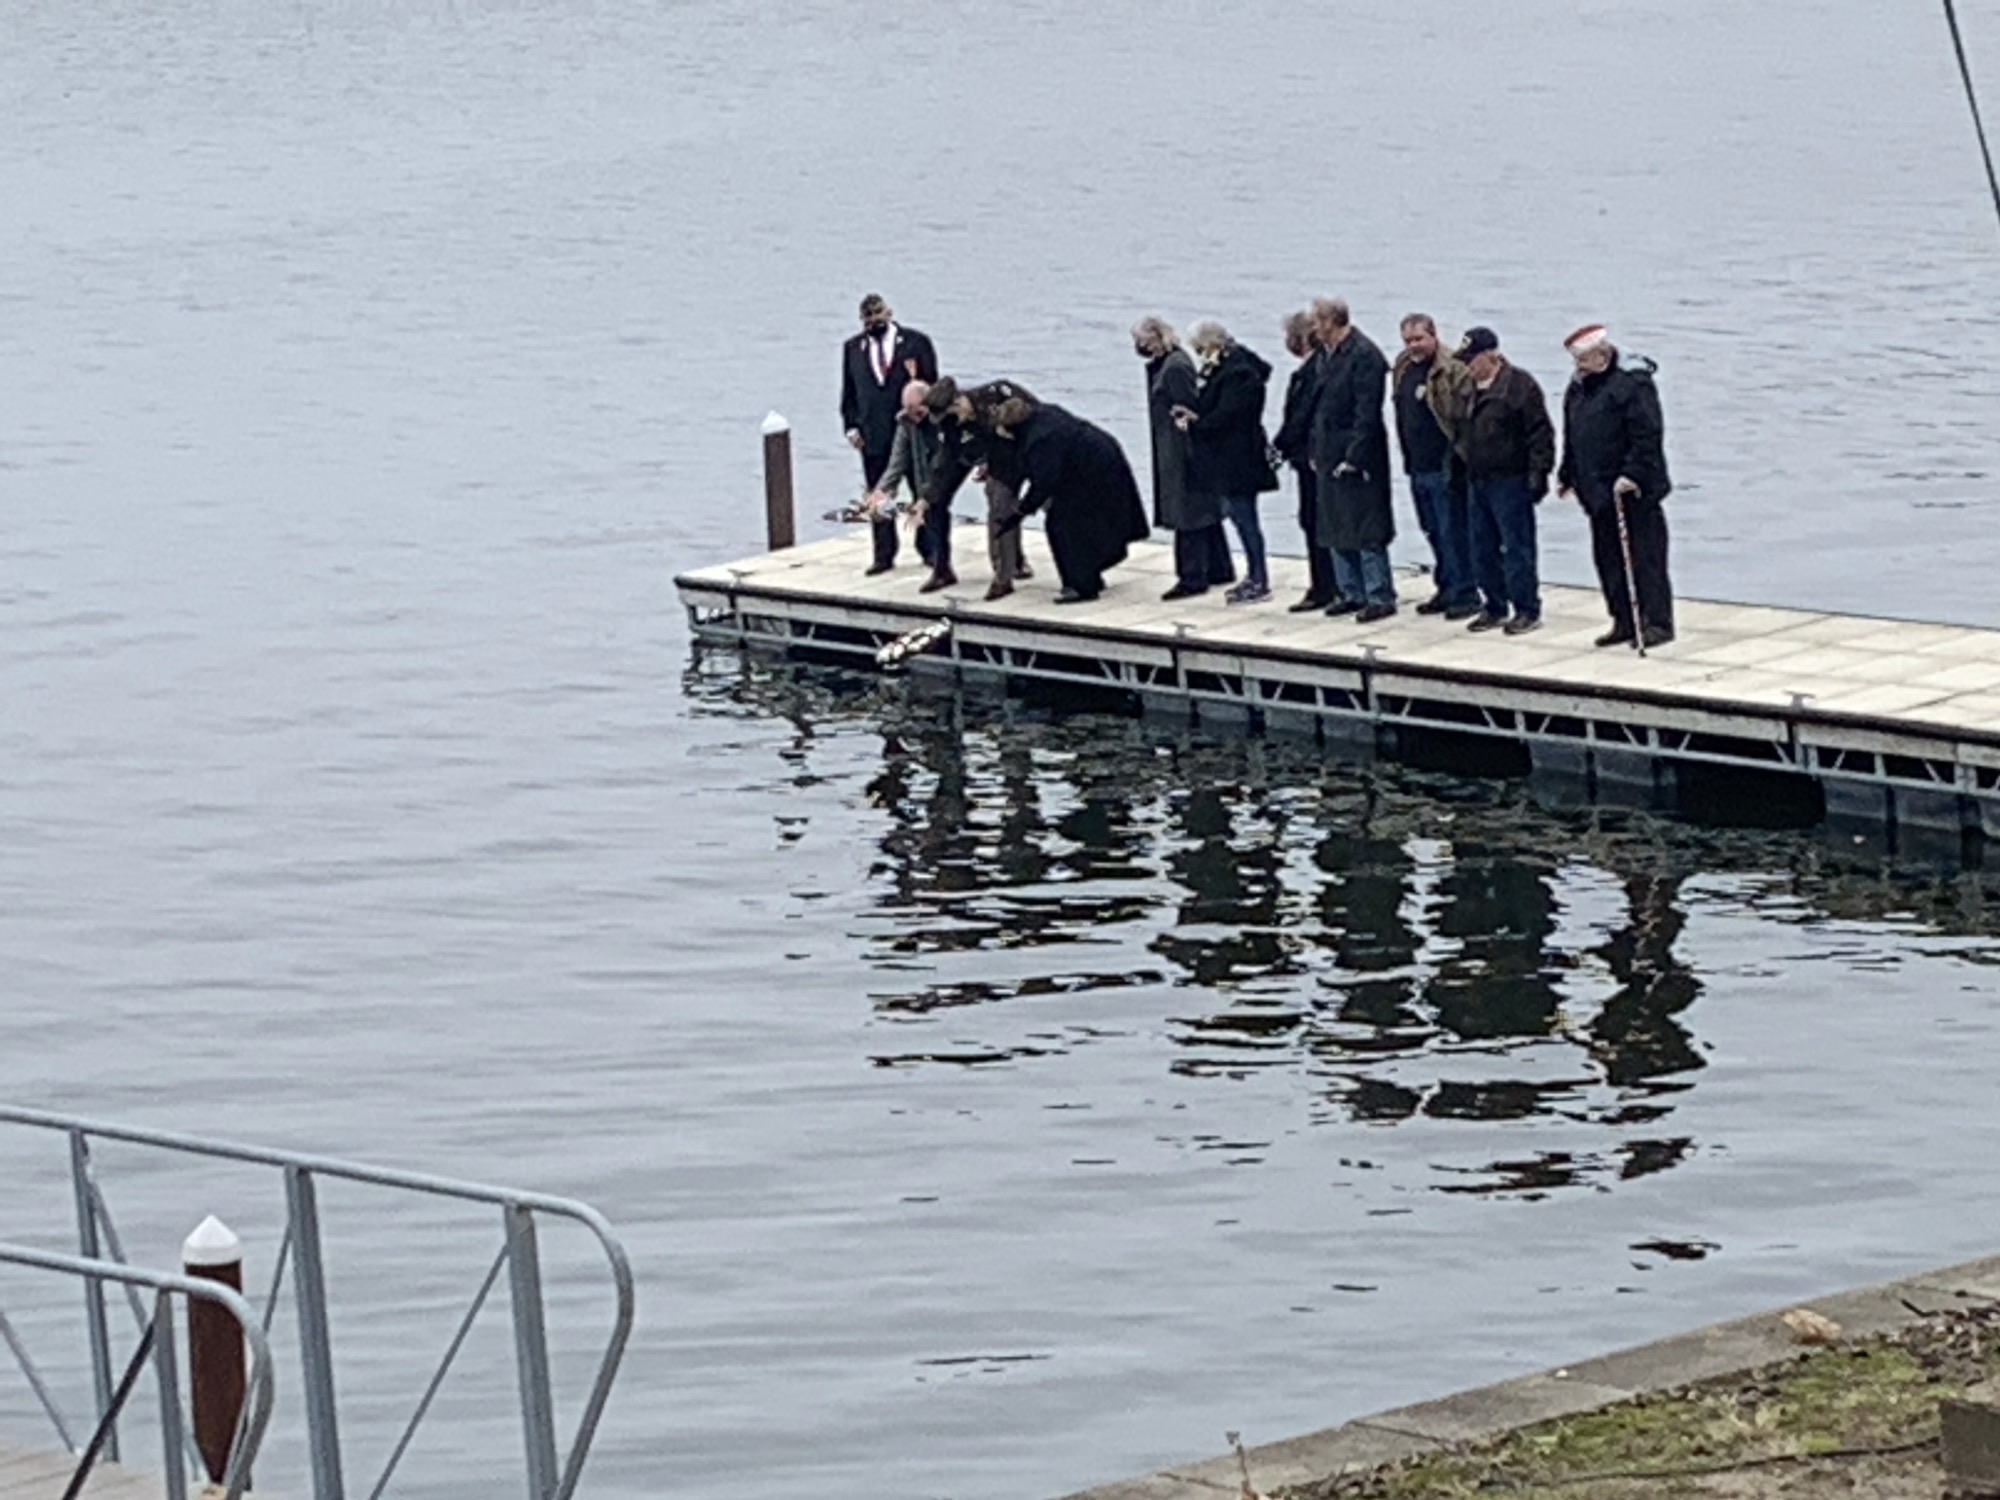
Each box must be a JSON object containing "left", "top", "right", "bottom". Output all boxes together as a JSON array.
[
  {"left": 0, "top": 1437, "right": 181, "bottom": 1498},
  {"left": 678, "top": 532, "right": 2000, "bottom": 739}
]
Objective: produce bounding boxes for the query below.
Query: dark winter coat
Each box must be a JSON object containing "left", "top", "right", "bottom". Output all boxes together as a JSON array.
[
  {"left": 839, "top": 324, "right": 939, "bottom": 455},
  {"left": 1015, "top": 404, "right": 1151, "bottom": 589},
  {"left": 920, "top": 379, "right": 1036, "bottom": 506},
  {"left": 1186, "top": 344, "right": 1281, "bottom": 499},
  {"left": 1557, "top": 354, "right": 1671, "bottom": 513},
  {"left": 1461, "top": 361, "right": 1556, "bottom": 488},
  {"left": 1272, "top": 353, "right": 1319, "bottom": 473},
  {"left": 1145, "top": 349, "right": 1211, "bottom": 529},
  {"left": 1307, "top": 328, "right": 1395, "bottom": 551}
]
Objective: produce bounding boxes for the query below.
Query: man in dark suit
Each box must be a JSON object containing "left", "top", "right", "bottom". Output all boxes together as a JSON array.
[{"left": 841, "top": 294, "right": 939, "bottom": 575}]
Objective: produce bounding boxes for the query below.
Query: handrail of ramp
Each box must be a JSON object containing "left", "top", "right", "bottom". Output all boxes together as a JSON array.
[
  {"left": 0, "top": 1105, "right": 634, "bottom": 1500},
  {"left": 0, "top": 1243, "right": 275, "bottom": 1500}
]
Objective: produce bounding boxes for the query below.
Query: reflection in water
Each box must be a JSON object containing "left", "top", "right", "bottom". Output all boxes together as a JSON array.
[{"left": 684, "top": 650, "right": 2000, "bottom": 1202}]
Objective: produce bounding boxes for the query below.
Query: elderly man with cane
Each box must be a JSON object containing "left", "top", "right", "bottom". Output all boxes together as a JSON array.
[{"left": 1557, "top": 324, "right": 1675, "bottom": 650}]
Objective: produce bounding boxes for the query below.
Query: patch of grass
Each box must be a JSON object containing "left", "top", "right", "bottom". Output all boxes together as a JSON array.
[{"left": 1286, "top": 1306, "right": 2000, "bottom": 1500}]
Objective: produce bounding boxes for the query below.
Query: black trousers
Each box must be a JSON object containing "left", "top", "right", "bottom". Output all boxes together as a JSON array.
[
  {"left": 1587, "top": 494, "right": 1673, "bottom": 635},
  {"left": 861, "top": 446, "right": 897, "bottom": 567},
  {"left": 917, "top": 491, "right": 951, "bottom": 574},
  {"left": 1172, "top": 523, "right": 1234, "bottom": 588},
  {"left": 1295, "top": 465, "right": 1335, "bottom": 600}
]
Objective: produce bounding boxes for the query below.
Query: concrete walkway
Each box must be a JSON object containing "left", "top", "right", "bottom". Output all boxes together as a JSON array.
[{"left": 1057, "top": 1252, "right": 2000, "bottom": 1499}]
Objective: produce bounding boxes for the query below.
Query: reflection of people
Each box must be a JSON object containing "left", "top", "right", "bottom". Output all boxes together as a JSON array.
[
  {"left": 1312, "top": 828, "right": 1421, "bottom": 1034},
  {"left": 840, "top": 294, "right": 939, "bottom": 575},
  {"left": 1588, "top": 872, "right": 1703, "bottom": 1084},
  {"left": 1428, "top": 844, "right": 1561, "bottom": 1042}
]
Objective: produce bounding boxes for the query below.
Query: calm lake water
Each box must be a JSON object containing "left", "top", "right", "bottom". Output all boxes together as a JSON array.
[{"left": 5, "top": 3, "right": 2000, "bottom": 1498}]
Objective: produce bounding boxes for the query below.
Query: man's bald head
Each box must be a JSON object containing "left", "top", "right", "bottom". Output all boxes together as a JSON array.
[{"left": 901, "top": 380, "right": 931, "bottom": 417}]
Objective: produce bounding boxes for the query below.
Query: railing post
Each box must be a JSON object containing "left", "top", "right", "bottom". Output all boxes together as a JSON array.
[
  {"left": 762, "top": 411, "right": 796, "bottom": 552},
  {"left": 152, "top": 1292, "right": 189, "bottom": 1500},
  {"left": 69, "top": 1130, "right": 118, "bottom": 1462},
  {"left": 287, "top": 1166, "right": 346, "bottom": 1500},
  {"left": 504, "top": 1205, "right": 559, "bottom": 1500}
]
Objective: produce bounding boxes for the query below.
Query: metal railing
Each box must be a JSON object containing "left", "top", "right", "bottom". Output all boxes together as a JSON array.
[
  {"left": 0, "top": 1244, "right": 274, "bottom": 1500},
  {"left": 0, "top": 1106, "right": 634, "bottom": 1500}
]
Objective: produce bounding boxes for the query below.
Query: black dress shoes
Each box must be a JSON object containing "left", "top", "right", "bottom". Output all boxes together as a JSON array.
[
  {"left": 1162, "top": 581, "right": 1207, "bottom": 602},
  {"left": 1640, "top": 624, "right": 1675, "bottom": 648},
  {"left": 865, "top": 562, "right": 893, "bottom": 577},
  {"left": 1055, "top": 588, "right": 1098, "bottom": 605},
  {"left": 1594, "top": 627, "right": 1636, "bottom": 648},
  {"left": 1323, "top": 598, "right": 1362, "bottom": 618},
  {"left": 1288, "top": 593, "right": 1332, "bottom": 614},
  {"left": 919, "top": 570, "right": 958, "bottom": 593},
  {"left": 1414, "top": 594, "right": 1448, "bottom": 616},
  {"left": 1355, "top": 602, "right": 1397, "bottom": 624}
]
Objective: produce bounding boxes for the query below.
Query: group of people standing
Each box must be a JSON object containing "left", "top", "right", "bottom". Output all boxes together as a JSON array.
[{"left": 839, "top": 291, "right": 1677, "bottom": 649}]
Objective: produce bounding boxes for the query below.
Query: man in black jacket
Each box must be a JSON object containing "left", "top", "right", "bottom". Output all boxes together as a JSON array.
[
  {"left": 1393, "top": 314, "right": 1480, "bottom": 620},
  {"left": 1557, "top": 325, "right": 1674, "bottom": 648},
  {"left": 840, "top": 294, "right": 939, "bottom": 575},
  {"left": 1308, "top": 298, "right": 1397, "bottom": 622},
  {"left": 1455, "top": 326, "right": 1555, "bottom": 636},
  {"left": 1272, "top": 311, "right": 1334, "bottom": 611}
]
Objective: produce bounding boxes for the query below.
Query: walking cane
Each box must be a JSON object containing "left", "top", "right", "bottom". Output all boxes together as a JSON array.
[{"left": 1612, "top": 485, "right": 1648, "bottom": 658}]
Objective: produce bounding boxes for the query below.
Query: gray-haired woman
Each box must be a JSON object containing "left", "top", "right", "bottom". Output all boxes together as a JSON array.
[{"left": 1178, "top": 320, "right": 1281, "bottom": 603}]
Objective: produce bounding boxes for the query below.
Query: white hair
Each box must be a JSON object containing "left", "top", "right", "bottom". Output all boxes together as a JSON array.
[{"left": 1187, "top": 320, "right": 1236, "bottom": 356}]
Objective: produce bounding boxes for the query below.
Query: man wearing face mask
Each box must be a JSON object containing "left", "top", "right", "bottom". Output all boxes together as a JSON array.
[
  {"left": 1134, "top": 316, "right": 1232, "bottom": 600},
  {"left": 1557, "top": 324, "right": 1674, "bottom": 648},
  {"left": 840, "top": 294, "right": 939, "bottom": 575}
]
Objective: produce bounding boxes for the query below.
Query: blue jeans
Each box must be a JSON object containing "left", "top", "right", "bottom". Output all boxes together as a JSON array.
[
  {"left": 1467, "top": 474, "right": 1541, "bottom": 620},
  {"left": 1410, "top": 470, "right": 1476, "bottom": 608},
  {"left": 1331, "top": 545, "right": 1394, "bottom": 609},
  {"left": 1222, "top": 495, "right": 1267, "bottom": 587}
]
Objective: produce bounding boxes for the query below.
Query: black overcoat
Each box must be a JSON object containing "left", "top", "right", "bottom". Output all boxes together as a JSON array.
[
  {"left": 1186, "top": 345, "right": 1281, "bottom": 498},
  {"left": 1272, "top": 354, "right": 1320, "bottom": 473},
  {"left": 1016, "top": 404, "right": 1151, "bottom": 590},
  {"left": 1307, "top": 329, "right": 1395, "bottom": 551},
  {"left": 1557, "top": 356, "right": 1672, "bottom": 513},
  {"left": 1146, "top": 350, "right": 1213, "bottom": 529}
]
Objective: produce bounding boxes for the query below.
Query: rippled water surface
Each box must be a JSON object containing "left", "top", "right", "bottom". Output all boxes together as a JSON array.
[{"left": 7, "top": 3, "right": 2000, "bottom": 1498}]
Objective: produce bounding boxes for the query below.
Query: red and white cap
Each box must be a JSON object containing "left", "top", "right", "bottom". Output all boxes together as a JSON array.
[{"left": 1564, "top": 324, "right": 1611, "bottom": 356}]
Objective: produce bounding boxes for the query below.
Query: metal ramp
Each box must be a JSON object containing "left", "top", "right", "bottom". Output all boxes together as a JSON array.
[{"left": 0, "top": 1108, "right": 632, "bottom": 1500}]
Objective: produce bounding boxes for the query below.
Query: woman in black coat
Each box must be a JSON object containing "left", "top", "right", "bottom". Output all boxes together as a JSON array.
[
  {"left": 1182, "top": 323, "right": 1281, "bottom": 603},
  {"left": 1014, "top": 404, "right": 1152, "bottom": 602}
]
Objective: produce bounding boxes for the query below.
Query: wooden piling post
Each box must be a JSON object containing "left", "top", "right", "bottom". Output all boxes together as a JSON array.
[
  {"left": 761, "top": 411, "right": 796, "bottom": 552},
  {"left": 183, "top": 1215, "right": 246, "bottom": 1488}
]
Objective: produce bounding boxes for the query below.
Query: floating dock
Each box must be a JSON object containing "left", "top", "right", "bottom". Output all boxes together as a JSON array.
[
  {"left": 0, "top": 1438, "right": 170, "bottom": 1498},
  {"left": 676, "top": 532, "right": 2000, "bottom": 845}
]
